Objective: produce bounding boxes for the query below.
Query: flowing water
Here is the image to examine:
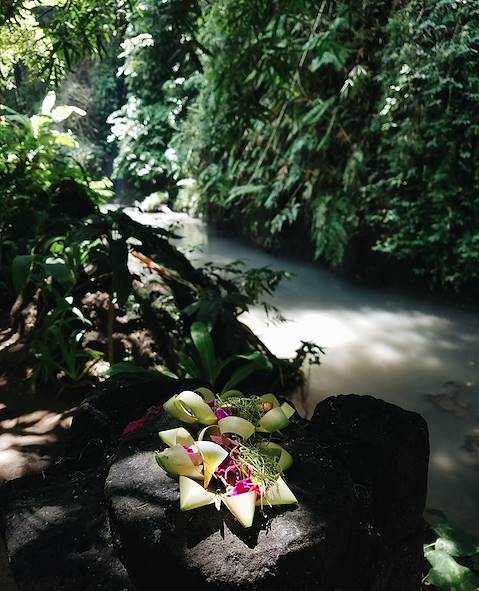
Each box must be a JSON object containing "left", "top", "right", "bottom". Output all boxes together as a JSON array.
[{"left": 127, "top": 207, "right": 479, "bottom": 535}]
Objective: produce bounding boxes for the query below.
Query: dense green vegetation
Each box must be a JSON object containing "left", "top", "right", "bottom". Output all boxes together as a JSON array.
[
  {"left": 0, "top": 0, "right": 124, "bottom": 92},
  {"left": 106, "top": 0, "right": 479, "bottom": 291},
  {"left": 1, "top": 0, "right": 478, "bottom": 394},
  {"left": 0, "top": 86, "right": 311, "bottom": 396},
  {"left": 3, "top": 1, "right": 478, "bottom": 292}
]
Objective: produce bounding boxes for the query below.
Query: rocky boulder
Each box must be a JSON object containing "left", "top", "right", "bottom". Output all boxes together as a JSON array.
[
  {"left": 312, "top": 394, "right": 429, "bottom": 591},
  {"left": 1, "top": 376, "right": 199, "bottom": 591},
  {"left": 106, "top": 394, "right": 429, "bottom": 591}
]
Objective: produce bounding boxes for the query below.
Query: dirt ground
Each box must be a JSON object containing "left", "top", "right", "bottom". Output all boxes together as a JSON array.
[{"left": 0, "top": 375, "right": 78, "bottom": 591}]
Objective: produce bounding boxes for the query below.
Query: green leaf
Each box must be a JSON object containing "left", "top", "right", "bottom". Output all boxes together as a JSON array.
[
  {"left": 71, "top": 306, "right": 92, "bottom": 326},
  {"left": 51, "top": 105, "right": 86, "bottom": 122},
  {"left": 105, "top": 362, "right": 175, "bottom": 379},
  {"left": 41, "top": 91, "right": 56, "bottom": 115},
  {"left": 1, "top": 109, "right": 31, "bottom": 127},
  {"left": 213, "top": 354, "right": 240, "bottom": 382},
  {"left": 227, "top": 184, "right": 267, "bottom": 202},
  {"left": 425, "top": 549, "right": 479, "bottom": 591},
  {"left": 215, "top": 351, "right": 272, "bottom": 385},
  {"left": 183, "top": 298, "right": 220, "bottom": 327},
  {"left": 433, "top": 523, "right": 479, "bottom": 557},
  {"left": 53, "top": 133, "right": 77, "bottom": 148},
  {"left": 11, "top": 255, "right": 34, "bottom": 292},
  {"left": 30, "top": 114, "right": 51, "bottom": 138},
  {"left": 179, "top": 476, "right": 215, "bottom": 510},
  {"left": 236, "top": 351, "right": 273, "bottom": 368},
  {"left": 178, "top": 353, "right": 202, "bottom": 379},
  {"left": 309, "top": 50, "right": 344, "bottom": 73},
  {"left": 105, "top": 362, "right": 153, "bottom": 377},
  {"left": 302, "top": 97, "right": 334, "bottom": 126},
  {"left": 190, "top": 322, "right": 216, "bottom": 383},
  {"left": 221, "top": 358, "right": 271, "bottom": 393},
  {"left": 43, "top": 259, "right": 73, "bottom": 289}
]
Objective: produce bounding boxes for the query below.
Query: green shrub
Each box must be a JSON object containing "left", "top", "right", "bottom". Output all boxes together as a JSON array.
[
  {"left": 176, "top": 0, "right": 479, "bottom": 291},
  {"left": 108, "top": 0, "right": 201, "bottom": 194},
  {"left": 0, "top": 92, "right": 112, "bottom": 285}
]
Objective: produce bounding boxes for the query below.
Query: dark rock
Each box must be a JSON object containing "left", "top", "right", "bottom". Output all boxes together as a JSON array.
[
  {"left": 311, "top": 394, "right": 429, "bottom": 540},
  {"left": 106, "top": 412, "right": 356, "bottom": 591},
  {"left": 71, "top": 375, "right": 202, "bottom": 452},
  {"left": 311, "top": 394, "right": 430, "bottom": 591},
  {"left": 106, "top": 394, "right": 429, "bottom": 591},
  {"left": 2, "top": 463, "right": 132, "bottom": 591},
  {"left": 1, "top": 376, "right": 198, "bottom": 591},
  {"left": 2, "top": 381, "right": 429, "bottom": 591}
]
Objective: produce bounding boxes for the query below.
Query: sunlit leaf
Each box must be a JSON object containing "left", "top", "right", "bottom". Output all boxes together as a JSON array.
[
  {"left": 53, "top": 133, "right": 77, "bottom": 148},
  {"left": 51, "top": 105, "right": 86, "bottom": 122},
  {"left": 433, "top": 523, "right": 479, "bottom": 557},
  {"left": 425, "top": 549, "right": 479, "bottom": 591},
  {"left": 41, "top": 91, "right": 56, "bottom": 115},
  {"left": 30, "top": 115, "right": 51, "bottom": 138}
]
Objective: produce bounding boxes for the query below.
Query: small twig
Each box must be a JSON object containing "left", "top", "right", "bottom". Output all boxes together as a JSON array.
[{"left": 107, "top": 292, "right": 114, "bottom": 365}]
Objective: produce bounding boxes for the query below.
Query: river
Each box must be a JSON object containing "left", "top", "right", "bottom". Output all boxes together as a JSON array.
[{"left": 125, "top": 207, "right": 479, "bottom": 536}]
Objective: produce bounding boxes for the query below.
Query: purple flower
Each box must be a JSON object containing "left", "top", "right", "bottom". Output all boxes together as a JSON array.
[
  {"left": 215, "top": 457, "right": 241, "bottom": 484},
  {"left": 215, "top": 407, "right": 236, "bottom": 421},
  {"left": 231, "top": 477, "right": 260, "bottom": 496},
  {"left": 121, "top": 418, "right": 148, "bottom": 438},
  {"left": 210, "top": 435, "right": 236, "bottom": 451},
  {"left": 184, "top": 446, "right": 202, "bottom": 465},
  {"left": 120, "top": 404, "right": 163, "bottom": 439}
]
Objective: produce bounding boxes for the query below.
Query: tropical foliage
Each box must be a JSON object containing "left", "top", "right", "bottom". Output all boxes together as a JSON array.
[
  {"left": 0, "top": 92, "right": 111, "bottom": 278},
  {"left": 108, "top": 0, "right": 479, "bottom": 291},
  {"left": 424, "top": 513, "right": 479, "bottom": 591},
  {"left": 0, "top": 0, "right": 126, "bottom": 94},
  {"left": 0, "top": 91, "right": 305, "bottom": 394},
  {"left": 106, "top": 0, "right": 200, "bottom": 196},
  {"left": 1, "top": 3, "right": 478, "bottom": 587}
]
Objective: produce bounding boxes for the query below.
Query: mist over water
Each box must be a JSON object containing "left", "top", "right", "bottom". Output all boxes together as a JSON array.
[{"left": 129, "top": 208, "right": 479, "bottom": 535}]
